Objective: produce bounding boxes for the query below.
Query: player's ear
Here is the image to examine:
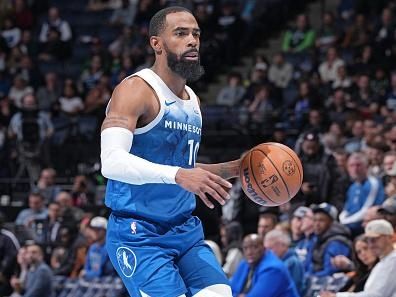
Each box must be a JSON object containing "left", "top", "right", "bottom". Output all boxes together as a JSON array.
[{"left": 150, "top": 36, "right": 162, "bottom": 55}]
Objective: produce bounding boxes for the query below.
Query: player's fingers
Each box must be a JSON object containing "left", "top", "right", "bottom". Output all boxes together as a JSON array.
[
  {"left": 209, "top": 173, "right": 232, "bottom": 189},
  {"left": 208, "top": 180, "right": 230, "bottom": 201},
  {"left": 205, "top": 186, "right": 226, "bottom": 206},
  {"left": 198, "top": 192, "right": 214, "bottom": 209}
]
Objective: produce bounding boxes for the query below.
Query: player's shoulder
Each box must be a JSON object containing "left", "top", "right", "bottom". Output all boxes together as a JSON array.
[{"left": 112, "top": 75, "right": 155, "bottom": 103}]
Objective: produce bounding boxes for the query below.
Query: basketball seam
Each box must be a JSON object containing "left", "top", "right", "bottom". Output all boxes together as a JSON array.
[
  {"left": 248, "top": 151, "right": 279, "bottom": 205},
  {"left": 266, "top": 142, "right": 303, "bottom": 185},
  {"left": 255, "top": 148, "right": 291, "bottom": 200}
]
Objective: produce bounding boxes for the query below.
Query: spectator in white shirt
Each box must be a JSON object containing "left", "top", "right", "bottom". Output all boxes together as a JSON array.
[
  {"left": 58, "top": 80, "right": 84, "bottom": 116},
  {"left": 321, "top": 219, "right": 396, "bottom": 297},
  {"left": 319, "top": 47, "right": 345, "bottom": 84}
]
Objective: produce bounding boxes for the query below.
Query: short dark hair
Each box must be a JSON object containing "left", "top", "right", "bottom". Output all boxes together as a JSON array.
[{"left": 149, "top": 6, "right": 193, "bottom": 37}]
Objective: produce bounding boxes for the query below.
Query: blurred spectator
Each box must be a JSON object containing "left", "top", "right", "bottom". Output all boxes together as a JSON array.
[
  {"left": 331, "top": 235, "right": 378, "bottom": 293},
  {"left": 108, "top": 25, "right": 144, "bottom": 58},
  {"left": 282, "top": 14, "right": 315, "bottom": 53},
  {"left": 71, "top": 175, "right": 95, "bottom": 208},
  {"left": 290, "top": 206, "right": 307, "bottom": 245},
  {"left": 315, "top": 12, "right": 339, "bottom": 53},
  {"left": 55, "top": 191, "right": 84, "bottom": 225},
  {"left": 385, "top": 71, "right": 396, "bottom": 111},
  {"left": 36, "top": 72, "right": 61, "bottom": 112},
  {"left": 321, "top": 219, "right": 396, "bottom": 297},
  {"left": 371, "top": 67, "right": 388, "bottom": 102},
  {"left": 31, "top": 201, "right": 61, "bottom": 248},
  {"left": 220, "top": 221, "right": 243, "bottom": 278},
  {"left": 80, "top": 216, "right": 114, "bottom": 280},
  {"left": 295, "top": 206, "right": 315, "bottom": 271},
  {"left": 361, "top": 206, "right": 382, "bottom": 228},
  {"left": 365, "top": 143, "right": 387, "bottom": 178},
  {"left": 79, "top": 55, "right": 104, "bottom": 93},
  {"left": 7, "top": 75, "right": 33, "bottom": 109},
  {"left": 109, "top": 0, "right": 138, "bottom": 27},
  {"left": 12, "top": 0, "right": 34, "bottom": 30},
  {"left": 0, "top": 211, "right": 19, "bottom": 296},
  {"left": 38, "top": 27, "right": 71, "bottom": 61},
  {"left": 216, "top": 72, "right": 245, "bottom": 107},
  {"left": 341, "top": 14, "right": 371, "bottom": 50},
  {"left": 51, "top": 226, "right": 79, "bottom": 276},
  {"left": 17, "top": 55, "right": 41, "bottom": 89},
  {"left": 18, "top": 31, "right": 39, "bottom": 58},
  {"left": 319, "top": 47, "right": 345, "bottom": 84},
  {"left": 1, "top": 17, "right": 21, "bottom": 49},
  {"left": 246, "top": 84, "right": 274, "bottom": 132},
  {"left": 340, "top": 152, "right": 385, "bottom": 236},
  {"left": 32, "top": 168, "right": 62, "bottom": 204},
  {"left": 9, "top": 246, "right": 29, "bottom": 297},
  {"left": 298, "top": 131, "right": 340, "bottom": 206},
  {"left": 230, "top": 234, "right": 299, "bottom": 297},
  {"left": 332, "top": 65, "right": 352, "bottom": 91},
  {"left": 39, "top": 7, "right": 72, "bottom": 43},
  {"left": 327, "top": 88, "right": 353, "bottom": 125},
  {"left": 264, "top": 229, "right": 305, "bottom": 296},
  {"left": 15, "top": 192, "right": 47, "bottom": 227},
  {"left": 372, "top": 8, "right": 395, "bottom": 65},
  {"left": 23, "top": 244, "right": 54, "bottom": 297},
  {"left": 377, "top": 197, "right": 396, "bottom": 229},
  {"left": 307, "top": 203, "right": 352, "bottom": 277},
  {"left": 257, "top": 212, "right": 278, "bottom": 239},
  {"left": 268, "top": 52, "right": 293, "bottom": 89},
  {"left": 344, "top": 120, "right": 364, "bottom": 153},
  {"left": 83, "top": 74, "right": 111, "bottom": 115},
  {"left": 58, "top": 80, "right": 84, "bottom": 116}
]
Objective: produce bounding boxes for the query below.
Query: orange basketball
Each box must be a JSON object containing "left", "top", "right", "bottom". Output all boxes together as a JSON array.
[{"left": 239, "top": 142, "right": 303, "bottom": 206}]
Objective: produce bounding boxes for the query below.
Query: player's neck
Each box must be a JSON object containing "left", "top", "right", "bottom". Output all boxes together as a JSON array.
[{"left": 151, "top": 63, "right": 186, "bottom": 99}]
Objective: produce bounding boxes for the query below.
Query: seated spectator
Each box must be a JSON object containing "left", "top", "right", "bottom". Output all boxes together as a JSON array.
[
  {"left": 246, "top": 84, "right": 274, "bottom": 131},
  {"left": 257, "top": 211, "right": 278, "bottom": 239},
  {"left": 264, "top": 229, "right": 305, "bottom": 296},
  {"left": 38, "top": 27, "right": 71, "bottom": 61},
  {"left": 295, "top": 207, "right": 315, "bottom": 271},
  {"left": 321, "top": 219, "right": 396, "bottom": 297},
  {"left": 377, "top": 197, "right": 396, "bottom": 230},
  {"left": 230, "top": 234, "right": 299, "bottom": 297},
  {"left": 290, "top": 206, "right": 309, "bottom": 245},
  {"left": 109, "top": 0, "right": 137, "bottom": 27},
  {"left": 1, "top": 17, "right": 21, "bottom": 49},
  {"left": 341, "top": 14, "right": 371, "bottom": 50},
  {"left": 0, "top": 211, "right": 20, "bottom": 296},
  {"left": 220, "top": 221, "right": 244, "bottom": 277},
  {"left": 79, "top": 55, "right": 104, "bottom": 94},
  {"left": 36, "top": 72, "right": 61, "bottom": 112},
  {"left": 365, "top": 143, "right": 387, "bottom": 178},
  {"left": 71, "top": 175, "right": 95, "bottom": 208},
  {"left": 31, "top": 201, "right": 62, "bottom": 249},
  {"left": 12, "top": 0, "right": 34, "bottom": 30},
  {"left": 282, "top": 14, "right": 315, "bottom": 54},
  {"left": 332, "top": 65, "right": 352, "bottom": 91},
  {"left": 268, "top": 52, "right": 293, "bottom": 89},
  {"left": 9, "top": 246, "right": 29, "bottom": 297},
  {"left": 340, "top": 152, "right": 385, "bottom": 236},
  {"left": 315, "top": 12, "right": 339, "bottom": 53},
  {"left": 32, "top": 168, "right": 62, "bottom": 204},
  {"left": 344, "top": 120, "right": 364, "bottom": 154},
  {"left": 55, "top": 191, "right": 84, "bottom": 225},
  {"left": 307, "top": 203, "right": 352, "bottom": 277},
  {"left": 7, "top": 75, "right": 33, "bottom": 109},
  {"left": 39, "top": 7, "right": 72, "bottom": 43},
  {"left": 318, "top": 47, "right": 345, "bottom": 84},
  {"left": 80, "top": 217, "right": 114, "bottom": 280},
  {"left": 216, "top": 72, "right": 245, "bottom": 107},
  {"left": 15, "top": 192, "right": 48, "bottom": 227},
  {"left": 331, "top": 235, "right": 378, "bottom": 293},
  {"left": 385, "top": 72, "right": 396, "bottom": 112},
  {"left": 58, "top": 80, "right": 84, "bottom": 116}
]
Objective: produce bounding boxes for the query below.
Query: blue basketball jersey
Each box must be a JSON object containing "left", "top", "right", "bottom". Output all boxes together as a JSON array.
[{"left": 104, "top": 69, "right": 202, "bottom": 225}]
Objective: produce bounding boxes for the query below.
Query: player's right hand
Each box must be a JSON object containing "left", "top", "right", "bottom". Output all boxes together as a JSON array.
[{"left": 175, "top": 168, "right": 232, "bottom": 209}]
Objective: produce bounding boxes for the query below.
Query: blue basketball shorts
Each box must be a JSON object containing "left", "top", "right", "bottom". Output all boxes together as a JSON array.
[{"left": 106, "top": 214, "right": 229, "bottom": 297}]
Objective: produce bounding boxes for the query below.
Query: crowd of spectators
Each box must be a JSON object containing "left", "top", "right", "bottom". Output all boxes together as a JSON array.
[{"left": 1, "top": 0, "right": 396, "bottom": 296}]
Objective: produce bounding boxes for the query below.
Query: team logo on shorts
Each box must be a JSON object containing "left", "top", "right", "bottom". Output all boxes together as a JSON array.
[{"left": 116, "top": 247, "right": 137, "bottom": 278}]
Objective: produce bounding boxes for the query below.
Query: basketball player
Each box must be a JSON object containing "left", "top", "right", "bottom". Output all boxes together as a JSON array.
[{"left": 101, "top": 6, "right": 240, "bottom": 297}]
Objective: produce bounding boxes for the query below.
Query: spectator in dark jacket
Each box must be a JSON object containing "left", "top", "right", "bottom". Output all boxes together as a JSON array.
[{"left": 307, "top": 203, "right": 352, "bottom": 277}]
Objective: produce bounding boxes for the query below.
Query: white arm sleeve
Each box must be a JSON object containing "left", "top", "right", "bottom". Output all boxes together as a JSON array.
[{"left": 100, "top": 127, "right": 180, "bottom": 185}]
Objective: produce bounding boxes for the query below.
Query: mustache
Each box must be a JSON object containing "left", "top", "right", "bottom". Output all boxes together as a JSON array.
[{"left": 181, "top": 49, "right": 199, "bottom": 57}]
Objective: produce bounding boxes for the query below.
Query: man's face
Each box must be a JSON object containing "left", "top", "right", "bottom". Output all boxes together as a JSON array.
[
  {"left": 347, "top": 157, "right": 367, "bottom": 181},
  {"left": 257, "top": 216, "right": 275, "bottom": 238},
  {"left": 29, "top": 195, "right": 43, "bottom": 211},
  {"left": 301, "top": 211, "right": 314, "bottom": 233},
  {"left": 159, "top": 12, "right": 204, "bottom": 82},
  {"left": 27, "top": 245, "right": 42, "bottom": 265},
  {"left": 313, "top": 212, "right": 332, "bottom": 235},
  {"left": 383, "top": 156, "right": 396, "bottom": 174},
  {"left": 242, "top": 236, "right": 264, "bottom": 266},
  {"left": 302, "top": 139, "right": 319, "bottom": 156},
  {"left": 367, "top": 235, "right": 392, "bottom": 258},
  {"left": 48, "top": 203, "right": 60, "bottom": 220}
]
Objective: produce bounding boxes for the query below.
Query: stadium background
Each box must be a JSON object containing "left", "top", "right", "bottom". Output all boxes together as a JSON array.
[{"left": 1, "top": 0, "right": 396, "bottom": 296}]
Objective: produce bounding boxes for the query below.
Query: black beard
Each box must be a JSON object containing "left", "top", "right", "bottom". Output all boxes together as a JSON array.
[{"left": 165, "top": 47, "right": 205, "bottom": 82}]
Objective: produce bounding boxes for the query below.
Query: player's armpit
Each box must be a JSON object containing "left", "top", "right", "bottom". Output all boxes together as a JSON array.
[{"left": 196, "top": 160, "right": 240, "bottom": 180}]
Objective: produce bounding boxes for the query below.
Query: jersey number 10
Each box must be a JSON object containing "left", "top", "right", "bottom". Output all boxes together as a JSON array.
[{"left": 188, "top": 139, "right": 200, "bottom": 166}]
